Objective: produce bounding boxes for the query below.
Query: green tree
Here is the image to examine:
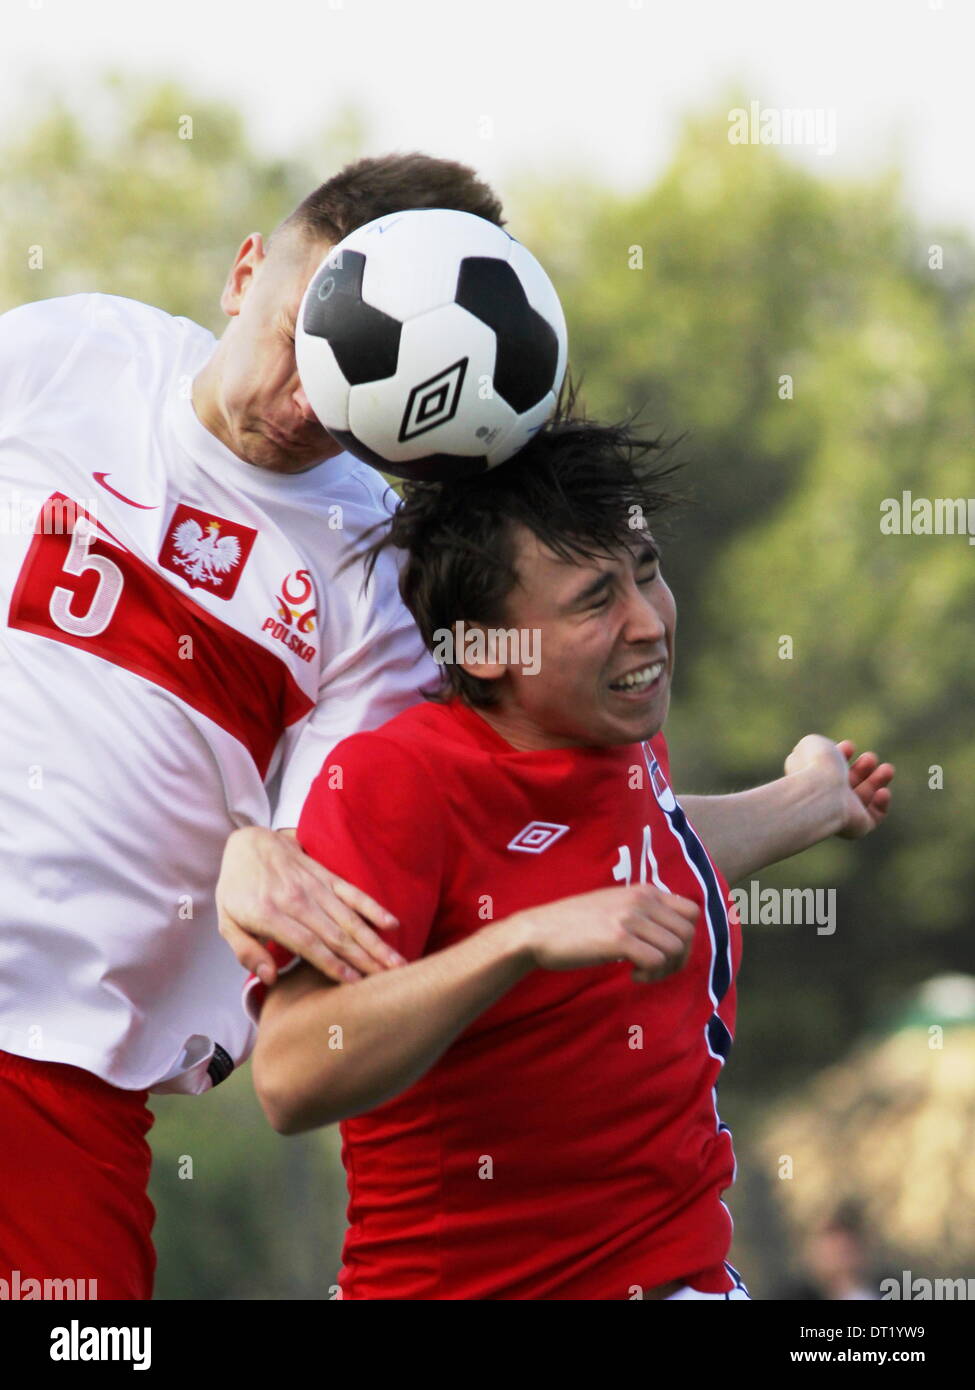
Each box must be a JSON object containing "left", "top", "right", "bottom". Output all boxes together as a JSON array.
[
  {"left": 0, "top": 72, "right": 372, "bottom": 328},
  {"left": 517, "top": 108, "right": 975, "bottom": 1093}
]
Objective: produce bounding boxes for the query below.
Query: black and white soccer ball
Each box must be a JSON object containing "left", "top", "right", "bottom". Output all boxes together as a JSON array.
[{"left": 295, "top": 208, "right": 568, "bottom": 481}]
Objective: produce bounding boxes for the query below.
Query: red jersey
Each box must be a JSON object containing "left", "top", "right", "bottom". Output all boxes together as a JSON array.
[{"left": 260, "top": 696, "right": 742, "bottom": 1299}]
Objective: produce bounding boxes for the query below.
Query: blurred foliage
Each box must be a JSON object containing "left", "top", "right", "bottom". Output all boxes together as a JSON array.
[
  {"left": 150, "top": 1070, "right": 346, "bottom": 1300},
  {"left": 4, "top": 76, "right": 973, "bottom": 1297},
  {"left": 0, "top": 72, "right": 374, "bottom": 330},
  {"left": 757, "top": 1001, "right": 975, "bottom": 1296},
  {"left": 515, "top": 105, "right": 975, "bottom": 1102}
]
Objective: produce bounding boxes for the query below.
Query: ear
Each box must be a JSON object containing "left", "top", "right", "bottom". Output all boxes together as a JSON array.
[
  {"left": 454, "top": 620, "right": 509, "bottom": 685},
  {"left": 220, "top": 233, "right": 267, "bottom": 318}
]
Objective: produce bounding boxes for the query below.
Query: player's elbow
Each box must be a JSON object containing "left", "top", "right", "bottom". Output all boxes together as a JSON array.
[
  {"left": 254, "top": 1071, "right": 331, "bottom": 1136},
  {"left": 252, "top": 1038, "right": 335, "bottom": 1135},
  {"left": 252, "top": 1060, "right": 298, "bottom": 1134},
  {"left": 256, "top": 1084, "right": 307, "bottom": 1136}
]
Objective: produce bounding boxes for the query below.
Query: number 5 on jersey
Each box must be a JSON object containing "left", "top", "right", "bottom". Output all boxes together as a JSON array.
[
  {"left": 48, "top": 514, "right": 124, "bottom": 636},
  {"left": 10, "top": 496, "right": 126, "bottom": 640}
]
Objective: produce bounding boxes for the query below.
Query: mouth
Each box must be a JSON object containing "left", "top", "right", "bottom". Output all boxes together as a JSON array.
[
  {"left": 265, "top": 423, "right": 313, "bottom": 450},
  {"left": 608, "top": 659, "right": 667, "bottom": 697}
]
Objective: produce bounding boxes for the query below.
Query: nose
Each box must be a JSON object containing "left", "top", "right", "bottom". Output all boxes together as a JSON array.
[
  {"left": 621, "top": 573, "right": 668, "bottom": 645},
  {"left": 292, "top": 383, "right": 318, "bottom": 424}
]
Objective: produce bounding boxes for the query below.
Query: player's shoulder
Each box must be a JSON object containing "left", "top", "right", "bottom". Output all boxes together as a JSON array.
[
  {"left": 340, "top": 456, "right": 398, "bottom": 509},
  {"left": 329, "top": 699, "right": 452, "bottom": 759},
  {"left": 269, "top": 450, "right": 402, "bottom": 570},
  {"left": 309, "top": 454, "right": 404, "bottom": 534},
  {"left": 81, "top": 293, "right": 213, "bottom": 361},
  {"left": 0, "top": 295, "right": 162, "bottom": 416},
  {"left": 300, "top": 703, "right": 457, "bottom": 840},
  {"left": 2, "top": 291, "right": 184, "bottom": 338},
  {"left": 0, "top": 294, "right": 97, "bottom": 364},
  {"left": 0, "top": 293, "right": 209, "bottom": 381},
  {"left": 321, "top": 699, "right": 479, "bottom": 782}
]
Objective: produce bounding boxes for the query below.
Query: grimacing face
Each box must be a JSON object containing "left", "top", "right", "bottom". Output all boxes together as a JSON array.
[
  {"left": 193, "top": 228, "right": 343, "bottom": 474},
  {"left": 464, "top": 523, "right": 677, "bottom": 751}
]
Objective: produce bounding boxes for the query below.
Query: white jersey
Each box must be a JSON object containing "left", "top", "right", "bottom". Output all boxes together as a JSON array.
[{"left": 0, "top": 293, "right": 435, "bottom": 1093}]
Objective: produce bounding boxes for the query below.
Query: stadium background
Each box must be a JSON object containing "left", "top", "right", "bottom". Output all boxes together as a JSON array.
[{"left": 1, "top": 1, "right": 973, "bottom": 1298}]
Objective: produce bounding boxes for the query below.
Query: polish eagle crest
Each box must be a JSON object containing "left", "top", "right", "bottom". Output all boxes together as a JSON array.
[{"left": 169, "top": 518, "right": 241, "bottom": 586}]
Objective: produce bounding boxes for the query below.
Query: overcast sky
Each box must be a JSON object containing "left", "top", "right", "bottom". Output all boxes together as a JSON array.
[{"left": 4, "top": 0, "right": 973, "bottom": 234}]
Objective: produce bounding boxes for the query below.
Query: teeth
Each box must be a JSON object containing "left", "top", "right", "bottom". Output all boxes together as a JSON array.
[{"left": 612, "top": 661, "right": 664, "bottom": 690}]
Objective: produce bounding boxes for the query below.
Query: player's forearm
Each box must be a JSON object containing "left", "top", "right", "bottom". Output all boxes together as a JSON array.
[
  {"left": 254, "top": 915, "right": 536, "bottom": 1134},
  {"left": 681, "top": 768, "right": 845, "bottom": 884}
]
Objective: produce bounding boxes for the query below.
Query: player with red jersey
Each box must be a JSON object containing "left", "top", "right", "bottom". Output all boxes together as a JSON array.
[{"left": 247, "top": 413, "right": 894, "bottom": 1299}]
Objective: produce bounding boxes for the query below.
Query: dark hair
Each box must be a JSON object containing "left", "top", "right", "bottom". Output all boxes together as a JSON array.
[
  {"left": 357, "top": 386, "right": 684, "bottom": 708},
  {"left": 272, "top": 152, "right": 504, "bottom": 251}
]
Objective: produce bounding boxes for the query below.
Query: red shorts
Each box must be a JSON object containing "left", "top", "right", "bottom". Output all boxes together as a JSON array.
[{"left": 0, "top": 1049, "right": 156, "bottom": 1300}]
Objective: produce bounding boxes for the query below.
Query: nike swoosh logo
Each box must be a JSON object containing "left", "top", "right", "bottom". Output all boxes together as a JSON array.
[{"left": 92, "top": 472, "right": 158, "bottom": 510}]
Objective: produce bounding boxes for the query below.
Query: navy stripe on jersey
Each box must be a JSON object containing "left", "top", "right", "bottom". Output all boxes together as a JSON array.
[
  {"left": 708, "top": 1014, "right": 734, "bottom": 1063},
  {"left": 643, "top": 747, "right": 735, "bottom": 1066},
  {"left": 724, "top": 1261, "right": 751, "bottom": 1297}
]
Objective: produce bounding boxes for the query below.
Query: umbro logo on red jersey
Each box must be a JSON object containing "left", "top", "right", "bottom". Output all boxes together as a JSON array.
[{"left": 507, "top": 821, "right": 570, "bottom": 854}]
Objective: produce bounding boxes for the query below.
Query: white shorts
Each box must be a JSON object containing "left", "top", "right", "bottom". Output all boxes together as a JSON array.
[{"left": 665, "top": 1262, "right": 751, "bottom": 1300}]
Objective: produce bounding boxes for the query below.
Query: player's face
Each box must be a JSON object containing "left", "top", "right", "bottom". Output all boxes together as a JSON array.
[
  {"left": 193, "top": 229, "right": 343, "bottom": 474},
  {"left": 471, "top": 525, "right": 677, "bottom": 750}
]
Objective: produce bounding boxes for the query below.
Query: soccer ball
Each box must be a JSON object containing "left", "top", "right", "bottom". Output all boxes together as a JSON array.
[{"left": 295, "top": 208, "right": 568, "bottom": 481}]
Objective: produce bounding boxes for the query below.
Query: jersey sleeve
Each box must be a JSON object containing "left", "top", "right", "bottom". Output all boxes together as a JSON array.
[
  {"left": 270, "top": 599, "right": 438, "bottom": 830},
  {"left": 295, "top": 730, "right": 446, "bottom": 965},
  {"left": 242, "top": 940, "right": 302, "bottom": 1024}
]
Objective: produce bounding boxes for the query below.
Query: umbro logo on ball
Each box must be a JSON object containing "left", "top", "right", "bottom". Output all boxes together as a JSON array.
[
  {"left": 507, "top": 822, "right": 570, "bottom": 854},
  {"left": 294, "top": 208, "right": 567, "bottom": 481},
  {"left": 399, "top": 358, "right": 468, "bottom": 442}
]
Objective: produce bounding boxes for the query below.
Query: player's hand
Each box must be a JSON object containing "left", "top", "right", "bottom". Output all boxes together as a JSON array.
[
  {"left": 216, "top": 827, "right": 406, "bottom": 986},
  {"left": 784, "top": 734, "right": 895, "bottom": 840},
  {"left": 514, "top": 883, "right": 698, "bottom": 983}
]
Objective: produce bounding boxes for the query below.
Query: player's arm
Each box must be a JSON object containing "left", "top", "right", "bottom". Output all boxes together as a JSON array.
[
  {"left": 679, "top": 736, "right": 895, "bottom": 885},
  {"left": 252, "top": 883, "right": 698, "bottom": 1135}
]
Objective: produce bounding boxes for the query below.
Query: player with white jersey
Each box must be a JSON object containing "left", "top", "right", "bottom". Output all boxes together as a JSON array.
[
  {"left": 0, "top": 290, "right": 428, "bottom": 1092},
  {"left": 0, "top": 153, "right": 509, "bottom": 1298},
  {"left": 247, "top": 412, "right": 896, "bottom": 1300}
]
